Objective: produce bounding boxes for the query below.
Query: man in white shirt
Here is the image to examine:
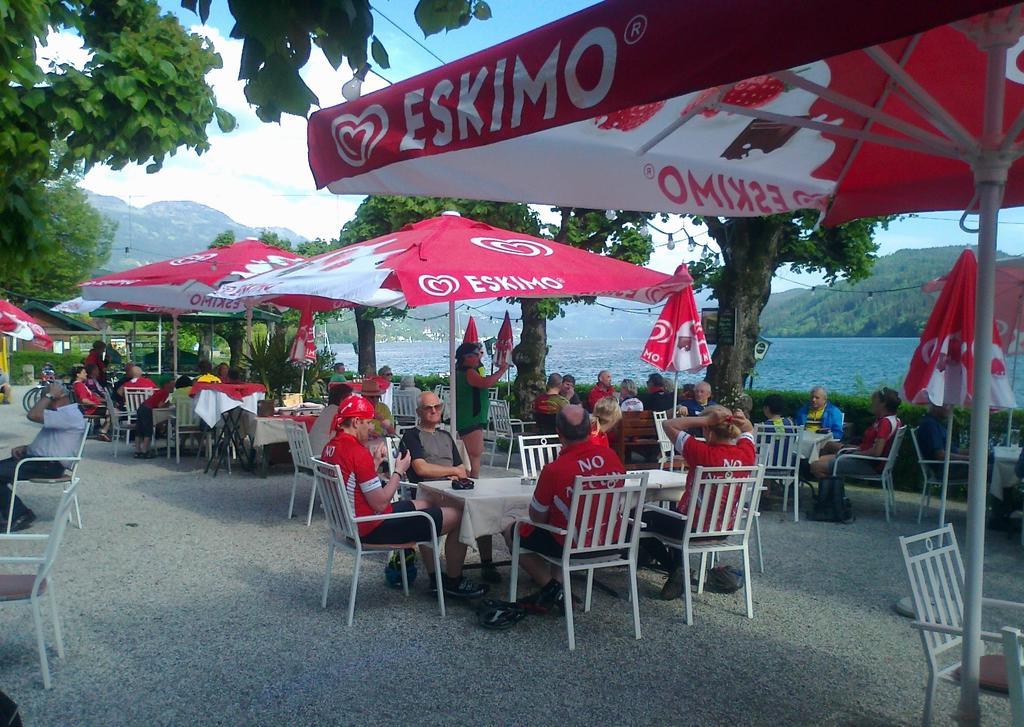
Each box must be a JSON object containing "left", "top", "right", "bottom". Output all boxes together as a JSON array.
[{"left": 0, "top": 382, "right": 86, "bottom": 531}]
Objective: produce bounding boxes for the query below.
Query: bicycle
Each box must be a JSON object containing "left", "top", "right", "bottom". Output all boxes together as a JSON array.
[{"left": 22, "top": 369, "right": 57, "bottom": 412}]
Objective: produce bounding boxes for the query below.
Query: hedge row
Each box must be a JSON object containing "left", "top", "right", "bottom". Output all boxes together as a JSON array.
[{"left": 8, "top": 351, "right": 87, "bottom": 383}]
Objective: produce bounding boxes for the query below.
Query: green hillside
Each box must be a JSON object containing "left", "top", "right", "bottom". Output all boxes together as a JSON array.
[{"left": 760, "top": 246, "right": 973, "bottom": 338}]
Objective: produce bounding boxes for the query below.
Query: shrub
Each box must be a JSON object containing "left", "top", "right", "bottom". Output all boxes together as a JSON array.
[{"left": 9, "top": 351, "right": 85, "bottom": 383}]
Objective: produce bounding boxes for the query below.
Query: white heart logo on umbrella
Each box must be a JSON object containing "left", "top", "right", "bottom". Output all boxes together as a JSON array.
[
  {"left": 418, "top": 274, "right": 460, "bottom": 297},
  {"left": 648, "top": 320, "right": 673, "bottom": 343},
  {"left": 331, "top": 105, "right": 389, "bottom": 168},
  {"left": 470, "top": 237, "right": 553, "bottom": 257}
]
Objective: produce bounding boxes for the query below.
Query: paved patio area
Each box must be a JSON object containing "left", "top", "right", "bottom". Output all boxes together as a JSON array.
[{"left": 0, "top": 389, "right": 1019, "bottom": 726}]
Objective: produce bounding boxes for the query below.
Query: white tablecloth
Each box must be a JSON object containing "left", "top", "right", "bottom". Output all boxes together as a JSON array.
[
  {"left": 418, "top": 469, "right": 688, "bottom": 547},
  {"left": 799, "top": 431, "right": 834, "bottom": 463},
  {"left": 193, "top": 389, "right": 265, "bottom": 428},
  {"left": 991, "top": 446, "right": 1021, "bottom": 499}
]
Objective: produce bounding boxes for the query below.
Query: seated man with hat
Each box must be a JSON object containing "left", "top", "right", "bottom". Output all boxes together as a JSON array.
[
  {"left": 359, "top": 379, "right": 395, "bottom": 438},
  {"left": 322, "top": 396, "right": 487, "bottom": 599}
]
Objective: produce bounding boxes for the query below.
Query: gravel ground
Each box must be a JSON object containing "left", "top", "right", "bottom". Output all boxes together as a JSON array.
[{"left": 0, "top": 386, "right": 1019, "bottom": 726}]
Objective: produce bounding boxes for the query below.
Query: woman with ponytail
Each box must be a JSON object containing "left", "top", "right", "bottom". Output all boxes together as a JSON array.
[{"left": 643, "top": 405, "right": 757, "bottom": 601}]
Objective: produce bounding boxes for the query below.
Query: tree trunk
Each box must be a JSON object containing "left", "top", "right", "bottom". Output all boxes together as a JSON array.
[
  {"left": 704, "top": 218, "right": 783, "bottom": 404},
  {"left": 225, "top": 327, "right": 244, "bottom": 368},
  {"left": 355, "top": 307, "right": 377, "bottom": 375},
  {"left": 198, "top": 328, "right": 213, "bottom": 363},
  {"left": 511, "top": 298, "right": 548, "bottom": 419}
]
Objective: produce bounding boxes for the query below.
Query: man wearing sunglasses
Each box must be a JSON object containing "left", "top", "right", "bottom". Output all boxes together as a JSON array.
[
  {"left": 400, "top": 390, "right": 501, "bottom": 584},
  {"left": 400, "top": 391, "right": 467, "bottom": 484}
]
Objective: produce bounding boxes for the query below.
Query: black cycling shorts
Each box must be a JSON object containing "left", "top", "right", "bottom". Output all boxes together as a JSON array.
[{"left": 361, "top": 500, "right": 444, "bottom": 544}]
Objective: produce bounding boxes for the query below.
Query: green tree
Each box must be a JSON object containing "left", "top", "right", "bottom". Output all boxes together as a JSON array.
[
  {"left": 687, "top": 213, "right": 893, "bottom": 401},
  {"left": 0, "top": 173, "right": 115, "bottom": 301},
  {"left": 256, "top": 229, "right": 293, "bottom": 250},
  {"left": 2, "top": 0, "right": 234, "bottom": 269},
  {"left": 181, "top": 0, "right": 491, "bottom": 122},
  {"left": 209, "top": 230, "right": 236, "bottom": 248}
]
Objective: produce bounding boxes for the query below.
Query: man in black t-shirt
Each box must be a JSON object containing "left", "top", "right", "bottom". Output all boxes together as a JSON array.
[{"left": 400, "top": 391, "right": 467, "bottom": 483}]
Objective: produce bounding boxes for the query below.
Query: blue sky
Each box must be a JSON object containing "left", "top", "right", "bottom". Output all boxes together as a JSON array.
[{"left": 73, "top": 1, "right": 1024, "bottom": 295}]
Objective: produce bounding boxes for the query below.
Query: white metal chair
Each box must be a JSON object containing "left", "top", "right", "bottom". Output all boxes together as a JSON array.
[
  {"left": 643, "top": 464, "right": 766, "bottom": 625},
  {"left": 652, "top": 410, "right": 677, "bottom": 470},
  {"left": 7, "top": 422, "right": 89, "bottom": 534},
  {"left": 285, "top": 420, "right": 318, "bottom": 525},
  {"left": 509, "top": 472, "right": 650, "bottom": 650},
  {"left": 105, "top": 389, "right": 133, "bottom": 458},
  {"left": 486, "top": 400, "right": 526, "bottom": 469},
  {"left": 1002, "top": 627, "right": 1024, "bottom": 727},
  {"left": 0, "top": 480, "right": 79, "bottom": 688},
  {"left": 123, "top": 387, "right": 153, "bottom": 416},
  {"left": 392, "top": 390, "right": 418, "bottom": 426},
  {"left": 898, "top": 525, "right": 1024, "bottom": 725},
  {"left": 311, "top": 458, "right": 445, "bottom": 625},
  {"left": 171, "top": 394, "right": 209, "bottom": 464},
  {"left": 830, "top": 425, "right": 907, "bottom": 522},
  {"left": 911, "top": 426, "right": 969, "bottom": 524},
  {"left": 518, "top": 433, "right": 561, "bottom": 478},
  {"left": 755, "top": 423, "right": 802, "bottom": 522}
]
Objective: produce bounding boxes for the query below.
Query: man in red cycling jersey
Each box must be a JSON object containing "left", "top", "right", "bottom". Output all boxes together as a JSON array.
[{"left": 321, "top": 396, "right": 487, "bottom": 600}]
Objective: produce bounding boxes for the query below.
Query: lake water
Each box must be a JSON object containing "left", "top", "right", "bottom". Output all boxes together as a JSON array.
[{"left": 331, "top": 337, "right": 1024, "bottom": 398}]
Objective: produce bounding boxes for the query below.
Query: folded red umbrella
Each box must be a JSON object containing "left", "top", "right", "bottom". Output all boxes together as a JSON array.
[{"left": 640, "top": 265, "right": 711, "bottom": 373}]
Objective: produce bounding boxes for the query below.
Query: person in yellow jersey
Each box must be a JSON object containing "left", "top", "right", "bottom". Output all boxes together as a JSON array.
[{"left": 794, "top": 386, "right": 844, "bottom": 453}]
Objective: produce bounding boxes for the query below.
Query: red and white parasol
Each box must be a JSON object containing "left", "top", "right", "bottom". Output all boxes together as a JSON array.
[
  {"left": 493, "top": 311, "right": 515, "bottom": 370},
  {"left": 463, "top": 315, "right": 479, "bottom": 344},
  {"left": 0, "top": 300, "right": 52, "bottom": 349},
  {"left": 640, "top": 265, "right": 711, "bottom": 374}
]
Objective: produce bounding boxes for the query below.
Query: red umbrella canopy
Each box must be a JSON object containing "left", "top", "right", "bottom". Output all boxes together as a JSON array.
[
  {"left": 306, "top": 0, "right": 1017, "bottom": 225},
  {"left": 494, "top": 311, "right": 515, "bottom": 368},
  {"left": 463, "top": 316, "right": 479, "bottom": 344},
  {"left": 903, "top": 250, "right": 1015, "bottom": 407},
  {"left": 0, "top": 300, "right": 53, "bottom": 349},
  {"left": 215, "top": 214, "right": 692, "bottom": 308},
  {"left": 640, "top": 265, "right": 711, "bottom": 373},
  {"left": 80, "top": 239, "right": 304, "bottom": 310}
]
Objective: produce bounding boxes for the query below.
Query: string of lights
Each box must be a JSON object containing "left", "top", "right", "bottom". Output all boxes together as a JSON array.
[{"left": 773, "top": 274, "right": 930, "bottom": 296}]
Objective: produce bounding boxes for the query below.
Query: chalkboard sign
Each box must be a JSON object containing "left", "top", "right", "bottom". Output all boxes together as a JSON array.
[
  {"left": 700, "top": 308, "right": 737, "bottom": 346},
  {"left": 717, "top": 309, "right": 737, "bottom": 346}
]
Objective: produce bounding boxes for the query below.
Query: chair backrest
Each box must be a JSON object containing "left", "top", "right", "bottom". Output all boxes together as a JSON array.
[
  {"left": 684, "top": 464, "right": 766, "bottom": 540},
  {"left": 174, "top": 393, "right": 202, "bottom": 429},
  {"left": 1002, "top": 627, "right": 1024, "bottom": 727},
  {"left": 754, "top": 423, "right": 801, "bottom": 472},
  {"left": 910, "top": 426, "right": 935, "bottom": 482},
  {"left": 652, "top": 410, "right": 674, "bottom": 461},
  {"left": 34, "top": 480, "right": 80, "bottom": 596},
  {"left": 124, "top": 387, "right": 154, "bottom": 414},
  {"left": 284, "top": 420, "right": 315, "bottom": 474},
  {"left": 519, "top": 434, "right": 562, "bottom": 478},
  {"left": 490, "top": 400, "right": 515, "bottom": 436},
  {"left": 898, "top": 525, "right": 965, "bottom": 660},
  {"left": 881, "top": 425, "right": 908, "bottom": 475},
  {"left": 563, "top": 472, "right": 649, "bottom": 554},
  {"left": 312, "top": 458, "right": 360, "bottom": 543},
  {"left": 392, "top": 390, "right": 418, "bottom": 423}
]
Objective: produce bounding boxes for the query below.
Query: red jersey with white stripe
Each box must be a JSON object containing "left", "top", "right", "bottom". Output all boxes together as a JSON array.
[
  {"left": 322, "top": 431, "right": 387, "bottom": 536},
  {"left": 675, "top": 431, "right": 757, "bottom": 531},
  {"left": 521, "top": 440, "right": 625, "bottom": 545},
  {"left": 859, "top": 414, "right": 901, "bottom": 471}
]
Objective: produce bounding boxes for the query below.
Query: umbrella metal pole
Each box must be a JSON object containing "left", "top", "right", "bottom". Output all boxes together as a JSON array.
[
  {"left": 172, "top": 314, "right": 179, "bottom": 378},
  {"left": 938, "top": 408, "right": 954, "bottom": 526},
  {"left": 670, "top": 371, "right": 679, "bottom": 469},
  {"left": 959, "top": 39, "right": 1009, "bottom": 726},
  {"left": 1007, "top": 293, "right": 1023, "bottom": 443},
  {"left": 448, "top": 301, "right": 457, "bottom": 435}
]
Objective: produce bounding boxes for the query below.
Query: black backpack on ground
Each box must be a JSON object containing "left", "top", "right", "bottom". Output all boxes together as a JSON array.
[{"left": 808, "top": 477, "right": 854, "bottom": 523}]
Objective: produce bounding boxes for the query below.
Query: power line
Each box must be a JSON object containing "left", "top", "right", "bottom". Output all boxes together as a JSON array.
[{"left": 369, "top": 4, "right": 447, "bottom": 66}]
